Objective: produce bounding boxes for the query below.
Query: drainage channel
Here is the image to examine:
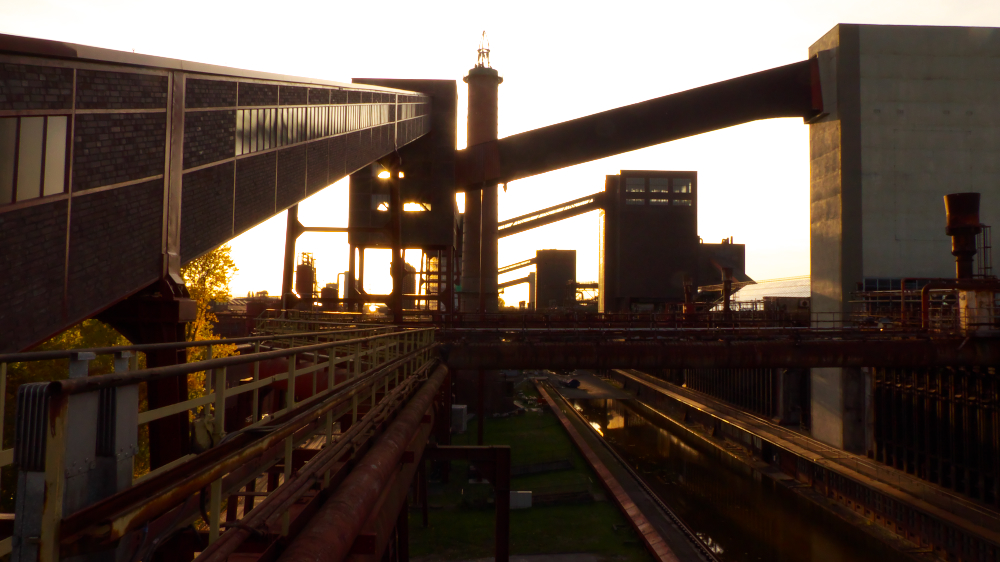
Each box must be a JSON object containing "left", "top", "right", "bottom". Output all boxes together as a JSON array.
[{"left": 564, "top": 395, "right": 918, "bottom": 562}]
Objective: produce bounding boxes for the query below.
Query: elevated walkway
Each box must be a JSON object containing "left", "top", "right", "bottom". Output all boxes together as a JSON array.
[
  {"left": 0, "top": 33, "right": 432, "bottom": 353},
  {"left": 498, "top": 192, "right": 605, "bottom": 238}
]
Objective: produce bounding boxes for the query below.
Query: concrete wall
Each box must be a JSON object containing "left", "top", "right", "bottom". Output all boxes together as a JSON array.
[{"left": 807, "top": 24, "right": 1000, "bottom": 451}]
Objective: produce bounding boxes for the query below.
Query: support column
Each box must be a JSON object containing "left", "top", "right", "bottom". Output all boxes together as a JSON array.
[
  {"left": 100, "top": 278, "right": 195, "bottom": 469},
  {"left": 462, "top": 46, "right": 502, "bottom": 313},
  {"left": 477, "top": 369, "right": 485, "bottom": 446},
  {"left": 722, "top": 266, "right": 733, "bottom": 320},
  {"left": 281, "top": 205, "right": 302, "bottom": 311},
  {"left": 461, "top": 190, "right": 482, "bottom": 312},
  {"left": 388, "top": 166, "right": 404, "bottom": 324},
  {"left": 347, "top": 244, "right": 357, "bottom": 312}
]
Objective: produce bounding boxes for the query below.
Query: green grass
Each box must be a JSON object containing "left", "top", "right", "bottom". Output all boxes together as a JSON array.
[{"left": 408, "top": 380, "right": 653, "bottom": 562}]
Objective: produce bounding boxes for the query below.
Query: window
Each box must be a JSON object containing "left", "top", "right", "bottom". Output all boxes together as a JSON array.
[
  {"left": 625, "top": 198, "right": 645, "bottom": 205},
  {"left": 625, "top": 177, "right": 645, "bottom": 193},
  {"left": 650, "top": 198, "right": 670, "bottom": 205},
  {"left": 649, "top": 178, "right": 670, "bottom": 193},
  {"left": 672, "top": 178, "right": 692, "bottom": 193},
  {"left": 0, "top": 116, "right": 69, "bottom": 206},
  {"left": 403, "top": 202, "right": 431, "bottom": 212},
  {"left": 372, "top": 193, "right": 389, "bottom": 211},
  {"left": 672, "top": 199, "right": 692, "bottom": 206}
]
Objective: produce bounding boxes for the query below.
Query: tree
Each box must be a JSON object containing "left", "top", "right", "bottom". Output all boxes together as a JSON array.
[
  {"left": 180, "top": 245, "right": 239, "bottom": 399},
  {"left": 0, "top": 245, "right": 240, "bottom": 505},
  {"left": 182, "top": 244, "right": 238, "bottom": 346}
]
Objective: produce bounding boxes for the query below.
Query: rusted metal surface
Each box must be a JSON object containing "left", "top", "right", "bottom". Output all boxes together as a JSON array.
[
  {"left": 919, "top": 280, "right": 1000, "bottom": 328},
  {"left": 58, "top": 344, "right": 436, "bottom": 547},
  {"left": 276, "top": 364, "right": 449, "bottom": 562},
  {"left": 612, "top": 369, "right": 1000, "bottom": 561},
  {"left": 535, "top": 382, "right": 681, "bottom": 562},
  {"left": 343, "top": 405, "right": 434, "bottom": 562},
  {"left": 944, "top": 193, "right": 983, "bottom": 280},
  {"left": 51, "top": 331, "right": 412, "bottom": 395},
  {"left": 194, "top": 363, "right": 437, "bottom": 562},
  {"left": 444, "top": 338, "right": 1000, "bottom": 370}
]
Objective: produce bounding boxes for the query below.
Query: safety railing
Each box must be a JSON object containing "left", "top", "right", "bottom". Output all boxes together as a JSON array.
[
  {"left": 0, "top": 327, "right": 394, "bottom": 502},
  {"left": 850, "top": 285, "right": 1000, "bottom": 334},
  {"left": 613, "top": 369, "right": 1000, "bottom": 534},
  {"left": 4, "top": 326, "right": 436, "bottom": 562}
]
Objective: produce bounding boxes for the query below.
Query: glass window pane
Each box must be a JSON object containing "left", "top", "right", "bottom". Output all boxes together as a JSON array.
[
  {"left": 261, "top": 110, "right": 269, "bottom": 151},
  {"left": 673, "top": 178, "right": 692, "bottom": 193},
  {"left": 0, "top": 118, "right": 16, "bottom": 204},
  {"left": 266, "top": 109, "right": 273, "bottom": 150},
  {"left": 250, "top": 110, "right": 258, "bottom": 153},
  {"left": 235, "top": 110, "right": 244, "bottom": 155},
  {"left": 650, "top": 198, "right": 670, "bottom": 205},
  {"left": 625, "top": 178, "right": 644, "bottom": 193},
  {"left": 672, "top": 199, "right": 692, "bottom": 206},
  {"left": 279, "top": 109, "right": 286, "bottom": 146},
  {"left": 17, "top": 117, "right": 44, "bottom": 201},
  {"left": 625, "top": 198, "right": 644, "bottom": 205},
  {"left": 649, "top": 178, "right": 670, "bottom": 193},
  {"left": 260, "top": 109, "right": 267, "bottom": 149},
  {"left": 43, "top": 116, "right": 67, "bottom": 196}
]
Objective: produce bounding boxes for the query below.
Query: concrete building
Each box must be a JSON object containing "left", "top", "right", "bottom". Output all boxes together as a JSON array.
[
  {"left": 808, "top": 24, "right": 1000, "bottom": 451},
  {"left": 599, "top": 170, "right": 699, "bottom": 312},
  {"left": 534, "top": 249, "right": 576, "bottom": 310}
]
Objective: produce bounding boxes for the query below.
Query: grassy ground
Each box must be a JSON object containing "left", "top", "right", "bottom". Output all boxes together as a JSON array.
[{"left": 408, "top": 380, "right": 652, "bottom": 562}]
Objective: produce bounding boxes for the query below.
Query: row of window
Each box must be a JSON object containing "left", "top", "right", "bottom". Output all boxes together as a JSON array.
[
  {"left": 235, "top": 103, "right": 397, "bottom": 156},
  {"left": 397, "top": 103, "right": 423, "bottom": 121},
  {"left": 862, "top": 278, "right": 935, "bottom": 292},
  {"left": 0, "top": 116, "right": 69, "bottom": 206},
  {"left": 0, "top": 102, "right": 426, "bottom": 206},
  {"left": 625, "top": 198, "right": 692, "bottom": 206},
  {"left": 624, "top": 176, "right": 693, "bottom": 194},
  {"left": 370, "top": 193, "right": 430, "bottom": 212}
]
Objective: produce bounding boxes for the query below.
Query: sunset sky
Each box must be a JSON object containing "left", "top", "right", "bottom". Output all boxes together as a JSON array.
[{"left": 4, "top": 0, "right": 999, "bottom": 304}]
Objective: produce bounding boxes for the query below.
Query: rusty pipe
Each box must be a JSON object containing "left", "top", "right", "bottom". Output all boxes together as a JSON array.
[
  {"left": 944, "top": 193, "right": 982, "bottom": 280},
  {"left": 191, "top": 364, "right": 433, "bottom": 562},
  {"left": 60, "top": 348, "right": 436, "bottom": 545},
  {"left": 277, "top": 364, "right": 449, "bottom": 562},
  {"left": 444, "top": 339, "right": 1000, "bottom": 370},
  {"left": 343, "top": 409, "right": 433, "bottom": 562}
]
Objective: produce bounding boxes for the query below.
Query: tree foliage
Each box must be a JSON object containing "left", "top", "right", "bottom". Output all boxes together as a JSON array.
[
  {"left": 180, "top": 245, "right": 239, "bottom": 399},
  {"left": 0, "top": 245, "right": 240, "bottom": 507}
]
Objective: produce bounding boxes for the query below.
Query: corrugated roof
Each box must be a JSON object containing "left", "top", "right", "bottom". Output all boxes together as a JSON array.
[{"left": 732, "top": 276, "right": 810, "bottom": 301}]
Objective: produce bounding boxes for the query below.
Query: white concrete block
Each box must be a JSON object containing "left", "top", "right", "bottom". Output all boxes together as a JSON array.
[{"left": 510, "top": 490, "right": 532, "bottom": 509}]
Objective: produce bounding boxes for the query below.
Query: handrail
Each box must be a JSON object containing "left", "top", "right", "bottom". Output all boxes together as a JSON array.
[
  {"left": 0, "top": 325, "right": 397, "bottom": 363},
  {"left": 11, "top": 326, "right": 438, "bottom": 561}
]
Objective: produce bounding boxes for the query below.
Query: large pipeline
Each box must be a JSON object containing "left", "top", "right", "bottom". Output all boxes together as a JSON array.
[
  {"left": 456, "top": 59, "right": 819, "bottom": 187},
  {"left": 443, "top": 338, "right": 1000, "bottom": 370},
  {"left": 277, "top": 364, "right": 449, "bottom": 562}
]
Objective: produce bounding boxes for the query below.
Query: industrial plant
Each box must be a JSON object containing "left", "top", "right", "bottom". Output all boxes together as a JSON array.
[{"left": 0, "top": 22, "right": 998, "bottom": 562}]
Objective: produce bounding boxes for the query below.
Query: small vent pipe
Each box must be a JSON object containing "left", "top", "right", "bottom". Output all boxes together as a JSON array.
[{"left": 944, "top": 193, "right": 982, "bottom": 280}]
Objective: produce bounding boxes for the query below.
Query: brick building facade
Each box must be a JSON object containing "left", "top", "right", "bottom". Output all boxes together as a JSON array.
[{"left": 0, "top": 33, "right": 430, "bottom": 352}]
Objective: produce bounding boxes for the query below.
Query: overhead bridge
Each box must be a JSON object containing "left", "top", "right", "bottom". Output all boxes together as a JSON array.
[
  {"left": 455, "top": 59, "right": 821, "bottom": 188},
  {"left": 0, "top": 33, "right": 432, "bottom": 353},
  {"left": 498, "top": 192, "right": 606, "bottom": 237}
]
